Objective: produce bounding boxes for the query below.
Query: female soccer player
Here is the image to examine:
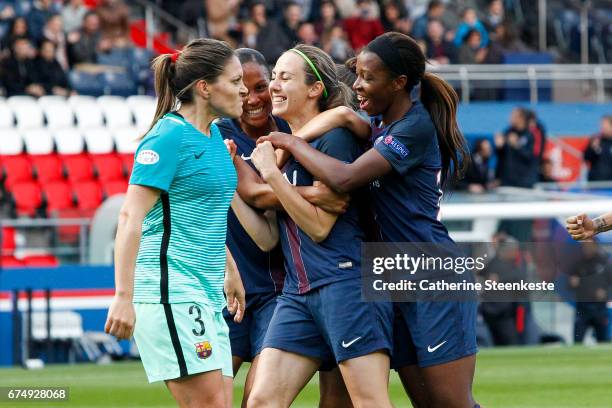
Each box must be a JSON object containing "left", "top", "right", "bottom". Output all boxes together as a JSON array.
[
  {"left": 104, "top": 39, "right": 247, "bottom": 408},
  {"left": 216, "top": 48, "right": 353, "bottom": 407},
  {"left": 259, "top": 33, "right": 479, "bottom": 408},
  {"left": 238, "top": 44, "right": 394, "bottom": 408}
]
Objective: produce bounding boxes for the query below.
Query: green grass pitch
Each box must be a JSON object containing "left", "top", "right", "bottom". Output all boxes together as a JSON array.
[{"left": 1, "top": 345, "right": 611, "bottom": 407}]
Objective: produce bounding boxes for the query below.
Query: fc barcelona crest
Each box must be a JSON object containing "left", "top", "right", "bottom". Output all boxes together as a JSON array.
[{"left": 195, "top": 341, "right": 212, "bottom": 359}]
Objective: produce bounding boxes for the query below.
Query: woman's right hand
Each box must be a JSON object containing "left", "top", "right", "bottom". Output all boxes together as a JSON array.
[
  {"left": 104, "top": 295, "right": 136, "bottom": 340},
  {"left": 565, "top": 213, "right": 595, "bottom": 241},
  {"left": 309, "top": 181, "right": 350, "bottom": 214}
]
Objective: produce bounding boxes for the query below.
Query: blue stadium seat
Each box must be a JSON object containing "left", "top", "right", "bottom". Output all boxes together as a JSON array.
[
  {"left": 102, "top": 72, "right": 137, "bottom": 97},
  {"left": 69, "top": 71, "right": 105, "bottom": 96}
]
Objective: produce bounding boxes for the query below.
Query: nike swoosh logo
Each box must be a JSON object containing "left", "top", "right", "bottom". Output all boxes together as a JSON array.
[
  {"left": 341, "top": 337, "right": 362, "bottom": 348},
  {"left": 194, "top": 151, "right": 205, "bottom": 159},
  {"left": 427, "top": 341, "right": 447, "bottom": 353},
  {"left": 240, "top": 153, "right": 251, "bottom": 161}
]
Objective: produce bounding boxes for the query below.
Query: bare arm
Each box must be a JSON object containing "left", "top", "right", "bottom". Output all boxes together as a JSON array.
[
  {"left": 259, "top": 133, "right": 392, "bottom": 193},
  {"left": 105, "top": 185, "right": 160, "bottom": 339},
  {"left": 224, "top": 246, "right": 245, "bottom": 323},
  {"left": 231, "top": 192, "right": 279, "bottom": 251},
  {"left": 566, "top": 212, "right": 612, "bottom": 241},
  {"left": 253, "top": 142, "right": 338, "bottom": 243},
  {"left": 296, "top": 106, "right": 371, "bottom": 141}
]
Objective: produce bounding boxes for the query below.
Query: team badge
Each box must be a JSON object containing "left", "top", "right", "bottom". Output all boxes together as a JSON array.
[
  {"left": 136, "top": 149, "right": 160, "bottom": 165},
  {"left": 383, "top": 136, "right": 409, "bottom": 159},
  {"left": 195, "top": 341, "right": 212, "bottom": 359}
]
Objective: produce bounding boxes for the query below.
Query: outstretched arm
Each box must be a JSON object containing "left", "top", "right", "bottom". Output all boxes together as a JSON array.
[
  {"left": 258, "top": 133, "right": 392, "bottom": 193},
  {"left": 566, "top": 212, "right": 612, "bottom": 241},
  {"left": 296, "top": 106, "right": 371, "bottom": 141}
]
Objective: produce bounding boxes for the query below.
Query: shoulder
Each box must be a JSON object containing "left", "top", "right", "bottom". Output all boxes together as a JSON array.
[
  {"left": 390, "top": 102, "right": 435, "bottom": 138},
  {"left": 139, "top": 114, "right": 186, "bottom": 147},
  {"left": 215, "top": 118, "right": 236, "bottom": 138}
]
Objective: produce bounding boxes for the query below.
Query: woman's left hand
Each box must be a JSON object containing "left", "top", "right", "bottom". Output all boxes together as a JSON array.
[{"left": 251, "top": 141, "right": 279, "bottom": 178}]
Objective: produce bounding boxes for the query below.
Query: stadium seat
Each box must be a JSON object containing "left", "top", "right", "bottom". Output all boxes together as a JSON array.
[
  {"left": 30, "top": 154, "right": 64, "bottom": 184},
  {"left": 22, "top": 254, "right": 59, "bottom": 267},
  {"left": 113, "top": 127, "right": 139, "bottom": 154},
  {"left": 68, "top": 95, "right": 104, "bottom": 129},
  {"left": 61, "top": 154, "right": 94, "bottom": 183},
  {"left": 118, "top": 153, "right": 134, "bottom": 177},
  {"left": 0, "top": 129, "right": 24, "bottom": 155},
  {"left": 0, "top": 256, "right": 24, "bottom": 268},
  {"left": 90, "top": 153, "right": 123, "bottom": 181},
  {"left": 53, "top": 128, "right": 85, "bottom": 155},
  {"left": 11, "top": 181, "right": 42, "bottom": 217},
  {"left": 102, "top": 71, "right": 137, "bottom": 97},
  {"left": 83, "top": 128, "right": 114, "bottom": 154},
  {"left": 126, "top": 95, "right": 155, "bottom": 132},
  {"left": 0, "top": 99, "right": 15, "bottom": 127},
  {"left": 7, "top": 96, "right": 45, "bottom": 129},
  {"left": 97, "top": 48, "right": 131, "bottom": 68},
  {"left": 1, "top": 155, "right": 33, "bottom": 191},
  {"left": 42, "top": 180, "right": 75, "bottom": 215},
  {"left": 1, "top": 227, "right": 16, "bottom": 255},
  {"left": 39, "top": 96, "right": 75, "bottom": 129},
  {"left": 73, "top": 180, "right": 103, "bottom": 212},
  {"left": 68, "top": 71, "right": 105, "bottom": 96},
  {"left": 97, "top": 96, "right": 133, "bottom": 129},
  {"left": 22, "top": 129, "right": 54, "bottom": 155},
  {"left": 102, "top": 178, "right": 128, "bottom": 198}
]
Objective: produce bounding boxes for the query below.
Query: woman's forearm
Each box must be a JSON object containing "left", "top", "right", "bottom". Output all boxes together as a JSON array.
[
  {"left": 231, "top": 193, "right": 279, "bottom": 251},
  {"left": 113, "top": 211, "right": 141, "bottom": 299},
  {"left": 296, "top": 106, "right": 370, "bottom": 141}
]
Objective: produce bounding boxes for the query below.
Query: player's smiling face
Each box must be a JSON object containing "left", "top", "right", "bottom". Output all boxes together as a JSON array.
[
  {"left": 269, "top": 52, "right": 311, "bottom": 121},
  {"left": 208, "top": 56, "right": 246, "bottom": 119},
  {"left": 240, "top": 62, "right": 272, "bottom": 128},
  {"left": 354, "top": 51, "right": 398, "bottom": 116}
]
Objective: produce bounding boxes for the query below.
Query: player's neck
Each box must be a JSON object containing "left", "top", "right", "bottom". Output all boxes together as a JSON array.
[
  {"left": 381, "top": 95, "right": 413, "bottom": 126},
  {"left": 240, "top": 116, "right": 275, "bottom": 140},
  {"left": 286, "top": 106, "right": 319, "bottom": 134},
  {"left": 178, "top": 103, "right": 215, "bottom": 137}
]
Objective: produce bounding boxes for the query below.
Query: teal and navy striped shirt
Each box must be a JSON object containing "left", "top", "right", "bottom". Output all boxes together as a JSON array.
[{"left": 130, "top": 112, "right": 237, "bottom": 310}]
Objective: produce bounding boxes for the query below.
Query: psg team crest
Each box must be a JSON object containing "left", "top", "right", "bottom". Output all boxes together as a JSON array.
[{"left": 195, "top": 341, "right": 212, "bottom": 359}]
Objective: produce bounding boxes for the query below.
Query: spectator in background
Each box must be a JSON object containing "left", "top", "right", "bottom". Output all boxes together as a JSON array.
[
  {"left": 1, "top": 16, "right": 29, "bottom": 58},
  {"left": 1, "top": 38, "right": 44, "bottom": 97},
  {"left": 67, "top": 11, "right": 111, "bottom": 65},
  {"left": 0, "top": 3, "right": 17, "bottom": 40},
  {"left": 27, "top": 0, "right": 62, "bottom": 43},
  {"left": 246, "top": 2, "right": 292, "bottom": 64},
  {"left": 495, "top": 107, "right": 538, "bottom": 188},
  {"left": 335, "top": 0, "right": 380, "bottom": 20},
  {"left": 454, "top": 7, "right": 489, "bottom": 48},
  {"left": 206, "top": 0, "right": 241, "bottom": 45},
  {"left": 34, "top": 39, "right": 70, "bottom": 96},
  {"left": 42, "top": 14, "right": 69, "bottom": 71},
  {"left": 457, "top": 28, "right": 487, "bottom": 64},
  {"left": 457, "top": 138, "right": 493, "bottom": 193},
  {"left": 280, "top": 2, "right": 303, "bottom": 47},
  {"left": 584, "top": 116, "right": 612, "bottom": 181},
  {"left": 314, "top": 0, "right": 340, "bottom": 37},
  {"left": 297, "top": 22, "right": 319, "bottom": 46},
  {"left": 569, "top": 242, "right": 611, "bottom": 344},
  {"left": 96, "top": 0, "right": 131, "bottom": 48},
  {"left": 411, "top": 0, "right": 445, "bottom": 40},
  {"left": 527, "top": 109, "right": 546, "bottom": 161},
  {"left": 321, "top": 25, "right": 353, "bottom": 62},
  {"left": 62, "top": 0, "right": 88, "bottom": 34},
  {"left": 380, "top": 1, "right": 411, "bottom": 35},
  {"left": 343, "top": 0, "right": 385, "bottom": 51},
  {"left": 482, "top": 0, "right": 504, "bottom": 34},
  {"left": 539, "top": 157, "right": 557, "bottom": 183},
  {"left": 425, "top": 19, "right": 456, "bottom": 64}
]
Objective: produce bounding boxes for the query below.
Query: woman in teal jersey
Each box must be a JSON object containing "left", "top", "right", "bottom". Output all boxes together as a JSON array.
[{"left": 104, "top": 38, "right": 247, "bottom": 408}]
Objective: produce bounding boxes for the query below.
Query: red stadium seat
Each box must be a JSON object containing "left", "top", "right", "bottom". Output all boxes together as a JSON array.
[
  {"left": 42, "top": 180, "right": 75, "bottom": 215},
  {"left": 1, "top": 227, "right": 16, "bottom": 255},
  {"left": 91, "top": 154, "right": 124, "bottom": 181},
  {"left": 22, "top": 254, "right": 59, "bottom": 267},
  {"left": 73, "top": 180, "right": 103, "bottom": 212},
  {"left": 102, "top": 178, "right": 128, "bottom": 198},
  {"left": 61, "top": 154, "right": 94, "bottom": 183},
  {"left": 11, "top": 181, "right": 42, "bottom": 217},
  {"left": 1, "top": 256, "right": 24, "bottom": 268},
  {"left": 118, "top": 153, "right": 134, "bottom": 177},
  {"left": 30, "top": 154, "right": 64, "bottom": 184},
  {"left": 1, "top": 155, "right": 33, "bottom": 191}
]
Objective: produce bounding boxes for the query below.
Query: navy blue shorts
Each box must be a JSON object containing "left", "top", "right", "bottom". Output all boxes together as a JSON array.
[
  {"left": 263, "top": 278, "right": 394, "bottom": 369},
  {"left": 223, "top": 291, "right": 278, "bottom": 362},
  {"left": 391, "top": 300, "right": 478, "bottom": 369}
]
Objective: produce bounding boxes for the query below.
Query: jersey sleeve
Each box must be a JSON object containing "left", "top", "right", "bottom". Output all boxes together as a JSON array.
[
  {"left": 373, "top": 131, "right": 426, "bottom": 176},
  {"left": 316, "top": 128, "right": 363, "bottom": 164},
  {"left": 129, "top": 127, "right": 181, "bottom": 192}
]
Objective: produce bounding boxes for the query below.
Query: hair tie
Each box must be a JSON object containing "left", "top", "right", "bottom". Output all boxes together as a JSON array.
[
  {"left": 289, "top": 48, "right": 328, "bottom": 99},
  {"left": 170, "top": 51, "right": 180, "bottom": 63}
]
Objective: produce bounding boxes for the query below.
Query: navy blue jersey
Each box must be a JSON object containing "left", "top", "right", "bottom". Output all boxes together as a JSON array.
[
  {"left": 370, "top": 100, "right": 453, "bottom": 244},
  {"left": 217, "top": 117, "right": 290, "bottom": 294},
  {"left": 279, "top": 128, "right": 365, "bottom": 295}
]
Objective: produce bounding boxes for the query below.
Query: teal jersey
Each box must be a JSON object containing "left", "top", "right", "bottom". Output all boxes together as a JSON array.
[{"left": 129, "top": 112, "right": 237, "bottom": 310}]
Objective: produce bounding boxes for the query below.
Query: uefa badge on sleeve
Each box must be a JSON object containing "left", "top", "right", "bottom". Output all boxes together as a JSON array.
[{"left": 195, "top": 341, "right": 212, "bottom": 359}]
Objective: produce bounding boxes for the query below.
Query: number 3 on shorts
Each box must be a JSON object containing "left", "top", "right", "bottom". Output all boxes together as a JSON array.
[{"left": 189, "top": 305, "right": 206, "bottom": 336}]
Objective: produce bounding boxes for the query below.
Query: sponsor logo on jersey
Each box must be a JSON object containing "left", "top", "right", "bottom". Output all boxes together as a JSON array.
[
  {"left": 136, "top": 150, "right": 160, "bottom": 165},
  {"left": 383, "top": 136, "right": 409, "bottom": 159},
  {"left": 195, "top": 341, "right": 212, "bottom": 359}
]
